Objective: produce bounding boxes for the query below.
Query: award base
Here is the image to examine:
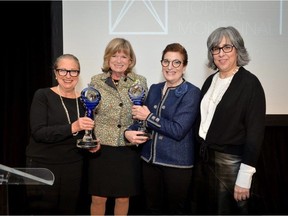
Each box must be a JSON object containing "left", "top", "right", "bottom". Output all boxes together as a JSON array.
[{"left": 76, "top": 139, "right": 98, "bottom": 149}]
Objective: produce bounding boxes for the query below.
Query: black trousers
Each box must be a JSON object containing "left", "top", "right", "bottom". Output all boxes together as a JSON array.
[{"left": 142, "top": 161, "right": 193, "bottom": 215}]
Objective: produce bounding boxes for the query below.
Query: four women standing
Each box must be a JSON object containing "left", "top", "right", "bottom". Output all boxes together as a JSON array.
[{"left": 27, "top": 26, "right": 266, "bottom": 215}]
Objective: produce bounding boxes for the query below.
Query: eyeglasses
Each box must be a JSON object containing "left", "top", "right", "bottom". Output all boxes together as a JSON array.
[
  {"left": 161, "top": 59, "right": 182, "bottom": 68},
  {"left": 211, "top": 45, "right": 235, "bottom": 55},
  {"left": 56, "top": 69, "right": 80, "bottom": 77}
]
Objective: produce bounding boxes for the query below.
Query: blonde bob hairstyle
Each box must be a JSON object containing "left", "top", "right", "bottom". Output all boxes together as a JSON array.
[{"left": 102, "top": 38, "right": 136, "bottom": 74}]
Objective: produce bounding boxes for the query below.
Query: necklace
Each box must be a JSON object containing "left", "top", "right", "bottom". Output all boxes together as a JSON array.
[
  {"left": 57, "top": 85, "right": 80, "bottom": 136},
  {"left": 112, "top": 79, "right": 119, "bottom": 87},
  {"left": 208, "top": 73, "right": 234, "bottom": 104},
  {"left": 209, "top": 67, "right": 239, "bottom": 104},
  {"left": 199, "top": 67, "right": 239, "bottom": 136}
]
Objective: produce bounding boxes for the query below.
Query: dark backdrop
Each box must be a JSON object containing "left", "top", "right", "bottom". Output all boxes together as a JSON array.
[
  {"left": 1, "top": 1, "right": 288, "bottom": 215},
  {"left": 1, "top": 1, "right": 62, "bottom": 214}
]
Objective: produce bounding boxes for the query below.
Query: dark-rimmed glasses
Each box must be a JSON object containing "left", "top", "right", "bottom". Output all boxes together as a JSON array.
[
  {"left": 56, "top": 69, "right": 80, "bottom": 77},
  {"left": 161, "top": 59, "right": 182, "bottom": 68},
  {"left": 211, "top": 45, "right": 235, "bottom": 55}
]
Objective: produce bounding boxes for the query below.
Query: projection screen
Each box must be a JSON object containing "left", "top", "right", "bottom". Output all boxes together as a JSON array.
[{"left": 63, "top": 0, "right": 288, "bottom": 114}]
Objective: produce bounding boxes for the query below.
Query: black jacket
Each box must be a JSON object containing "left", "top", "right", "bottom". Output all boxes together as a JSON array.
[{"left": 197, "top": 67, "right": 266, "bottom": 167}]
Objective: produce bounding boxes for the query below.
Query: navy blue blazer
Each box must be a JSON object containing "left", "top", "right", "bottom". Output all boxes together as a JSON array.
[{"left": 136, "top": 80, "right": 200, "bottom": 168}]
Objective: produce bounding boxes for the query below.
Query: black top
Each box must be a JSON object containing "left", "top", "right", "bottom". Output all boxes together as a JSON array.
[
  {"left": 26, "top": 88, "right": 86, "bottom": 164},
  {"left": 197, "top": 67, "right": 266, "bottom": 167}
]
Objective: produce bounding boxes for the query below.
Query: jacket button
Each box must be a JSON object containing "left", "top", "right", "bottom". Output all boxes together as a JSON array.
[
  {"left": 119, "top": 103, "right": 123, "bottom": 107},
  {"left": 117, "top": 124, "right": 121, "bottom": 128}
]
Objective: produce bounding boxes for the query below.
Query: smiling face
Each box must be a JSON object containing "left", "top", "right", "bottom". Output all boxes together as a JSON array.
[
  {"left": 109, "top": 50, "right": 132, "bottom": 75},
  {"left": 213, "top": 36, "right": 238, "bottom": 74},
  {"left": 161, "top": 51, "right": 186, "bottom": 87},
  {"left": 54, "top": 57, "right": 79, "bottom": 91}
]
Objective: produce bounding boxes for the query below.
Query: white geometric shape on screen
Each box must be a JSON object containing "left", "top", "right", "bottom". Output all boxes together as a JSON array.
[{"left": 109, "top": 0, "right": 168, "bottom": 35}]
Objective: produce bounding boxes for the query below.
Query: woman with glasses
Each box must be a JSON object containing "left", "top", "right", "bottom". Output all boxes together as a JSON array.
[
  {"left": 125, "top": 43, "right": 201, "bottom": 214},
  {"left": 26, "top": 54, "right": 100, "bottom": 214},
  {"left": 88, "top": 38, "right": 147, "bottom": 215},
  {"left": 194, "top": 26, "right": 266, "bottom": 214}
]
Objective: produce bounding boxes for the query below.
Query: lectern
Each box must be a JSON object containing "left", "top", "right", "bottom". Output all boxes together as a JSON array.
[{"left": 0, "top": 163, "right": 54, "bottom": 215}]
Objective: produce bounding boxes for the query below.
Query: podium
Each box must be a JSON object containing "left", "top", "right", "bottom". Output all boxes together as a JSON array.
[{"left": 0, "top": 163, "right": 54, "bottom": 215}]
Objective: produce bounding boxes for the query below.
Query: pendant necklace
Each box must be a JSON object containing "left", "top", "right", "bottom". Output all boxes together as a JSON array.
[
  {"left": 200, "top": 67, "right": 239, "bottom": 135},
  {"left": 112, "top": 79, "right": 119, "bottom": 87},
  {"left": 57, "top": 85, "right": 80, "bottom": 136},
  {"left": 208, "top": 73, "right": 234, "bottom": 104}
]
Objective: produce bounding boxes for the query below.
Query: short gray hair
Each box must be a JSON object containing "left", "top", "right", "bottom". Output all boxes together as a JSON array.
[{"left": 207, "top": 26, "right": 250, "bottom": 70}]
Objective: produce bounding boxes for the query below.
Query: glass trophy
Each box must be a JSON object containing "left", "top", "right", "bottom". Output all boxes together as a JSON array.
[
  {"left": 77, "top": 85, "right": 101, "bottom": 149},
  {"left": 128, "top": 80, "right": 148, "bottom": 134}
]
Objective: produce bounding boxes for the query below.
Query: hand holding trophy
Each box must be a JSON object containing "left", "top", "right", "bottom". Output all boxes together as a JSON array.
[
  {"left": 77, "top": 85, "right": 101, "bottom": 149},
  {"left": 128, "top": 80, "right": 148, "bottom": 135}
]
